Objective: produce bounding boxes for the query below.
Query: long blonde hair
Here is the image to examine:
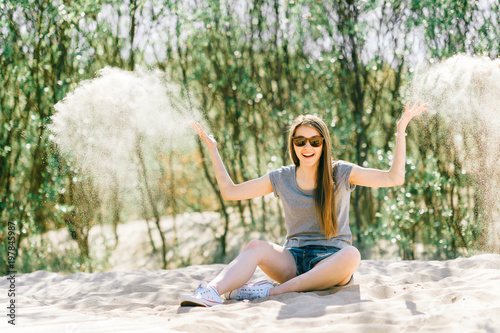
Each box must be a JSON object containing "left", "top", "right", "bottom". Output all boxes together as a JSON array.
[{"left": 288, "top": 115, "right": 338, "bottom": 238}]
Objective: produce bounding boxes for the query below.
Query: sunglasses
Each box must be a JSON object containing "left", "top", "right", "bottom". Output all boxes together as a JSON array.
[{"left": 292, "top": 136, "right": 324, "bottom": 147}]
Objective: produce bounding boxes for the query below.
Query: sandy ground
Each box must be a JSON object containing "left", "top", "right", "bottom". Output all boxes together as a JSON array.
[
  {"left": 3, "top": 211, "right": 500, "bottom": 332},
  {"left": 1, "top": 253, "right": 500, "bottom": 332}
]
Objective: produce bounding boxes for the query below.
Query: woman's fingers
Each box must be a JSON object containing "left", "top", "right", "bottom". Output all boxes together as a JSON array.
[
  {"left": 408, "top": 101, "right": 420, "bottom": 115},
  {"left": 414, "top": 103, "right": 428, "bottom": 116},
  {"left": 398, "top": 101, "right": 428, "bottom": 129},
  {"left": 197, "top": 123, "right": 211, "bottom": 140},
  {"left": 189, "top": 121, "right": 200, "bottom": 133},
  {"left": 406, "top": 100, "right": 428, "bottom": 118},
  {"left": 189, "top": 122, "right": 210, "bottom": 143},
  {"left": 189, "top": 122, "right": 206, "bottom": 136},
  {"left": 189, "top": 121, "right": 217, "bottom": 147}
]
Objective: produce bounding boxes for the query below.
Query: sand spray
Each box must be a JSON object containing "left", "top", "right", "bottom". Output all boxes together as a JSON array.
[
  {"left": 411, "top": 54, "right": 500, "bottom": 252},
  {"left": 50, "top": 67, "right": 204, "bottom": 264},
  {"left": 51, "top": 67, "right": 202, "bottom": 190}
]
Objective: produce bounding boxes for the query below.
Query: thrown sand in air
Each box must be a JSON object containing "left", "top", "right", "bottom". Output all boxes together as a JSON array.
[
  {"left": 51, "top": 67, "right": 202, "bottom": 189},
  {"left": 411, "top": 55, "right": 500, "bottom": 252}
]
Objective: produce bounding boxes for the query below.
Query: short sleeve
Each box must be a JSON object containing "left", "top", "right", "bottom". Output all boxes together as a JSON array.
[
  {"left": 269, "top": 167, "right": 283, "bottom": 198},
  {"left": 333, "top": 160, "right": 356, "bottom": 192}
]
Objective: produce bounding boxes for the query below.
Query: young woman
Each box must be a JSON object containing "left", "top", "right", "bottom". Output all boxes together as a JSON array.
[{"left": 180, "top": 101, "right": 428, "bottom": 307}]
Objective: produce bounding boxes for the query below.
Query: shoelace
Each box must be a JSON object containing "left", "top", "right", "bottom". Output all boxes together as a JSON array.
[
  {"left": 195, "top": 284, "right": 209, "bottom": 296},
  {"left": 238, "top": 286, "right": 268, "bottom": 299},
  {"left": 195, "top": 284, "right": 220, "bottom": 301}
]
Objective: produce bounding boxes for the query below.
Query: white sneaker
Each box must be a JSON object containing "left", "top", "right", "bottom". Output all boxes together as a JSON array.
[
  {"left": 179, "top": 281, "right": 223, "bottom": 307},
  {"left": 225, "top": 280, "right": 274, "bottom": 300}
]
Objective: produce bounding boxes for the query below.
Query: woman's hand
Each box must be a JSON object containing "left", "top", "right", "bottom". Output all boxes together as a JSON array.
[
  {"left": 188, "top": 122, "right": 273, "bottom": 200},
  {"left": 350, "top": 100, "right": 429, "bottom": 188},
  {"left": 190, "top": 122, "right": 217, "bottom": 150},
  {"left": 397, "top": 100, "right": 428, "bottom": 132}
]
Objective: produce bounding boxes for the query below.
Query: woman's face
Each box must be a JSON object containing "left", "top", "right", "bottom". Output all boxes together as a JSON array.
[{"left": 293, "top": 125, "right": 323, "bottom": 169}]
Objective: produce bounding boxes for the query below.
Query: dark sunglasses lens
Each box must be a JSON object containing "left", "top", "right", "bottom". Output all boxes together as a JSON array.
[
  {"left": 310, "top": 137, "right": 323, "bottom": 147},
  {"left": 293, "top": 137, "right": 307, "bottom": 146}
]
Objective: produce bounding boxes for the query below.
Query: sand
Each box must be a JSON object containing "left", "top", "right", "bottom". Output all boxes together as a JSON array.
[{"left": 1, "top": 254, "right": 500, "bottom": 332}]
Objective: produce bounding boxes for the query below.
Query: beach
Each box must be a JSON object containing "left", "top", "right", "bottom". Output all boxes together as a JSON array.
[{"left": 2, "top": 253, "right": 499, "bottom": 332}]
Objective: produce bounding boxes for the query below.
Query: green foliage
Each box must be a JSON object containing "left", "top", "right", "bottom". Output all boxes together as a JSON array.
[{"left": 359, "top": 154, "right": 485, "bottom": 259}]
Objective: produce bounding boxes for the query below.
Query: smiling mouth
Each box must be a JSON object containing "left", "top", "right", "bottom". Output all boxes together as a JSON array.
[{"left": 302, "top": 153, "right": 315, "bottom": 157}]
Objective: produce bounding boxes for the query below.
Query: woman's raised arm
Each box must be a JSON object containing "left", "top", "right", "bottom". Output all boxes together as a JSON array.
[
  {"left": 190, "top": 122, "right": 273, "bottom": 200},
  {"left": 348, "top": 101, "right": 428, "bottom": 188}
]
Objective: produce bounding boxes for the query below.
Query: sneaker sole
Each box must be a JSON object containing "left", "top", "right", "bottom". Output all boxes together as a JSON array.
[{"left": 179, "top": 295, "right": 222, "bottom": 307}]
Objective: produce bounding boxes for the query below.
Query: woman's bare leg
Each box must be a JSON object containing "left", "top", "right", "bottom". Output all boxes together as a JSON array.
[
  {"left": 209, "top": 240, "right": 297, "bottom": 295},
  {"left": 268, "top": 245, "right": 361, "bottom": 296}
]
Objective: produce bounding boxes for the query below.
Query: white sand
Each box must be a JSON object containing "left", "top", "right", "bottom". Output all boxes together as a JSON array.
[{"left": 2, "top": 254, "right": 500, "bottom": 332}]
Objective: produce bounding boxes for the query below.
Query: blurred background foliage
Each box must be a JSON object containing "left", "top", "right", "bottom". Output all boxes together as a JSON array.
[{"left": 1, "top": 0, "right": 499, "bottom": 275}]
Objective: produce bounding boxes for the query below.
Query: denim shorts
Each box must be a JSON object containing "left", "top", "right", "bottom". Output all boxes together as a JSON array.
[{"left": 287, "top": 245, "right": 341, "bottom": 276}]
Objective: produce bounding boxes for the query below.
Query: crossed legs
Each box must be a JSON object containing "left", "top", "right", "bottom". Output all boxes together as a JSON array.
[
  {"left": 209, "top": 239, "right": 361, "bottom": 297},
  {"left": 269, "top": 244, "right": 360, "bottom": 296}
]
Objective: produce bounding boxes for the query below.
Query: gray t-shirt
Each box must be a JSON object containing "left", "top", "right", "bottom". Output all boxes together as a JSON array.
[{"left": 269, "top": 160, "right": 356, "bottom": 249}]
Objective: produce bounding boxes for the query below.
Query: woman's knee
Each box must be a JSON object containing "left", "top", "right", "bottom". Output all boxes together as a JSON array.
[
  {"left": 243, "top": 239, "right": 268, "bottom": 257},
  {"left": 245, "top": 239, "right": 264, "bottom": 249},
  {"left": 342, "top": 246, "right": 361, "bottom": 268},
  {"left": 243, "top": 240, "right": 283, "bottom": 267}
]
